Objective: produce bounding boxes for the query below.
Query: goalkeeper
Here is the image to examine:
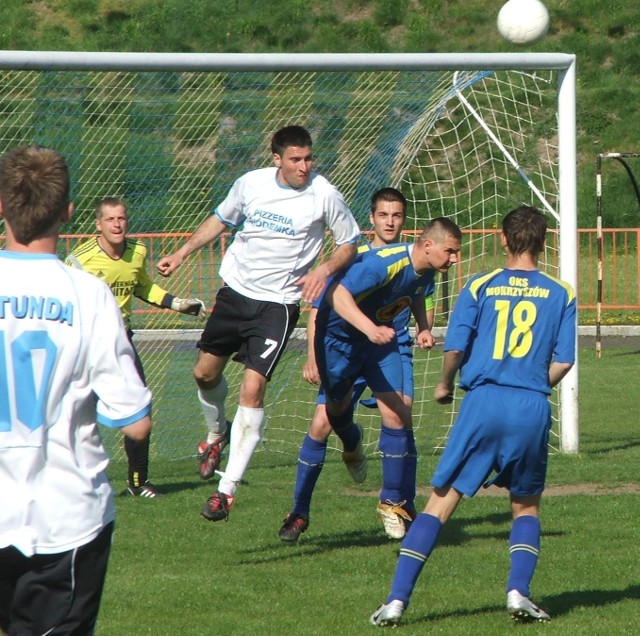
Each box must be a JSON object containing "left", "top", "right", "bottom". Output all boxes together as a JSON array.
[{"left": 66, "top": 197, "right": 205, "bottom": 498}]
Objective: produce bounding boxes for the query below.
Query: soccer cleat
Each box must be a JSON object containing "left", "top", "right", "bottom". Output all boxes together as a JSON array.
[
  {"left": 197, "top": 422, "right": 231, "bottom": 480},
  {"left": 200, "top": 491, "right": 235, "bottom": 522},
  {"left": 127, "top": 481, "right": 161, "bottom": 498},
  {"left": 376, "top": 500, "right": 414, "bottom": 540},
  {"left": 341, "top": 425, "right": 367, "bottom": 483},
  {"left": 507, "top": 590, "right": 550, "bottom": 622},
  {"left": 278, "top": 513, "right": 309, "bottom": 543},
  {"left": 370, "top": 600, "right": 405, "bottom": 627}
]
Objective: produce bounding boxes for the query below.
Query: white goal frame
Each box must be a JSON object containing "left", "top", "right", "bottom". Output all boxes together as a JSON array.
[{"left": 0, "top": 51, "right": 579, "bottom": 453}]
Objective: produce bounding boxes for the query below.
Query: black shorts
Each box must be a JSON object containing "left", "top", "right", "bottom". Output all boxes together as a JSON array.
[
  {"left": 0, "top": 522, "right": 114, "bottom": 636},
  {"left": 198, "top": 286, "right": 300, "bottom": 380}
]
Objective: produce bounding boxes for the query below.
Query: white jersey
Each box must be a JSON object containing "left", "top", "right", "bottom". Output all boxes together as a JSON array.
[
  {"left": 0, "top": 250, "right": 152, "bottom": 557},
  {"left": 216, "top": 167, "right": 360, "bottom": 304}
]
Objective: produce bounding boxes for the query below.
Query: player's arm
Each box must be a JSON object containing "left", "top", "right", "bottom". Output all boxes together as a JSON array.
[
  {"left": 327, "top": 281, "right": 395, "bottom": 345},
  {"left": 411, "top": 293, "right": 435, "bottom": 350},
  {"left": 136, "top": 260, "right": 206, "bottom": 319},
  {"left": 296, "top": 241, "right": 357, "bottom": 305},
  {"left": 302, "top": 307, "right": 320, "bottom": 385},
  {"left": 434, "top": 349, "right": 464, "bottom": 404},
  {"left": 549, "top": 361, "right": 573, "bottom": 388},
  {"left": 156, "top": 214, "right": 227, "bottom": 277}
]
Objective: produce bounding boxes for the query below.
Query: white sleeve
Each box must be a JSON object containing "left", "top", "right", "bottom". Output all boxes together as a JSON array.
[
  {"left": 323, "top": 186, "right": 360, "bottom": 246},
  {"left": 214, "top": 176, "right": 246, "bottom": 228},
  {"left": 89, "top": 284, "right": 152, "bottom": 427}
]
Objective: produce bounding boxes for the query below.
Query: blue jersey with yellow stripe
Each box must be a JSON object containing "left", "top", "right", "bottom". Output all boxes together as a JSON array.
[
  {"left": 316, "top": 243, "right": 436, "bottom": 341},
  {"left": 445, "top": 267, "right": 576, "bottom": 395}
]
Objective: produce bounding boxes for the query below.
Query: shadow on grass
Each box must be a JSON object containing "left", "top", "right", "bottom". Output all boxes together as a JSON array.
[
  {"left": 237, "top": 510, "right": 566, "bottom": 566},
  {"left": 403, "top": 583, "right": 640, "bottom": 627}
]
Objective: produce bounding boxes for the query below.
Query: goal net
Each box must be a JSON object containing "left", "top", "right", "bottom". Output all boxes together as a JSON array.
[{"left": 0, "top": 52, "right": 578, "bottom": 462}]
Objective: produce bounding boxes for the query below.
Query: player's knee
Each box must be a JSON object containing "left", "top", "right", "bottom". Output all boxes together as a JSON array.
[{"left": 309, "top": 410, "right": 332, "bottom": 441}]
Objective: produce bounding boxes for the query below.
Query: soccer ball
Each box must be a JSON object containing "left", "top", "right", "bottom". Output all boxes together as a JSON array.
[{"left": 497, "top": 0, "right": 549, "bottom": 45}]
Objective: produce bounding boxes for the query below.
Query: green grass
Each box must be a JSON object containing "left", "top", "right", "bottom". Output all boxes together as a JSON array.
[{"left": 96, "top": 343, "right": 640, "bottom": 634}]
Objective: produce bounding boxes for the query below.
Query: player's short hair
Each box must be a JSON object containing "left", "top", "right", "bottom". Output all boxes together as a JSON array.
[
  {"left": 271, "top": 125, "right": 313, "bottom": 156},
  {"left": 370, "top": 187, "right": 407, "bottom": 216},
  {"left": 0, "top": 145, "right": 70, "bottom": 245},
  {"left": 95, "top": 196, "right": 126, "bottom": 220},
  {"left": 502, "top": 205, "right": 547, "bottom": 256},
  {"left": 420, "top": 217, "right": 462, "bottom": 243}
]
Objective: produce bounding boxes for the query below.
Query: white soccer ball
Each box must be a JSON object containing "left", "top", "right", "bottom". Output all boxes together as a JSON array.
[{"left": 497, "top": 0, "right": 549, "bottom": 45}]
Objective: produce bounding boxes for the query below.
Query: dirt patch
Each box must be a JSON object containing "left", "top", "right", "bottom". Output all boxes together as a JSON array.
[{"left": 349, "top": 483, "right": 640, "bottom": 498}]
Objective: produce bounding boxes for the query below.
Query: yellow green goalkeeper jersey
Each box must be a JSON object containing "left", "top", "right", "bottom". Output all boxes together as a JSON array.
[{"left": 65, "top": 237, "right": 171, "bottom": 328}]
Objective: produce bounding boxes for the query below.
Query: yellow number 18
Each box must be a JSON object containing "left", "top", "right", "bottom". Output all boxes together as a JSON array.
[{"left": 492, "top": 299, "right": 536, "bottom": 360}]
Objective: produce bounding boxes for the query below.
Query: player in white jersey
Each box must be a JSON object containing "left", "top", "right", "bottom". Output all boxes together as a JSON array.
[
  {"left": 0, "top": 145, "right": 152, "bottom": 635},
  {"left": 157, "top": 125, "right": 360, "bottom": 523}
]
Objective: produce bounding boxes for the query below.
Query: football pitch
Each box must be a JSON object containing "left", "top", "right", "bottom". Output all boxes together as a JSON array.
[{"left": 97, "top": 341, "right": 640, "bottom": 635}]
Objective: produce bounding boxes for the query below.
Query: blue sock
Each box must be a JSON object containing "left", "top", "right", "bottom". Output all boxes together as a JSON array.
[
  {"left": 400, "top": 429, "right": 417, "bottom": 510},
  {"left": 506, "top": 515, "right": 541, "bottom": 597},
  {"left": 387, "top": 513, "right": 442, "bottom": 605},
  {"left": 327, "top": 407, "right": 359, "bottom": 451},
  {"left": 292, "top": 434, "right": 327, "bottom": 517},
  {"left": 379, "top": 424, "right": 408, "bottom": 504}
]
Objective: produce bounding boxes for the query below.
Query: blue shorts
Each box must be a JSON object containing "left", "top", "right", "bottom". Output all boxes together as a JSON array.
[
  {"left": 316, "top": 334, "right": 404, "bottom": 403},
  {"left": 431, "top": 384, "right": 551, "bottom": 497},
  {"left": 316, "top": 340, "right": 414, "bottom": 406}
]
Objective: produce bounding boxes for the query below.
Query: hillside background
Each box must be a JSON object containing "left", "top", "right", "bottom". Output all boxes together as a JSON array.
[{"left": 1, "top": 0, "right": 639, "bottom": 227}]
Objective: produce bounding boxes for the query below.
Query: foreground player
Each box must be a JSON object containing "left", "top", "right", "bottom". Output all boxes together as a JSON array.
[
  {"left": 0, "top": 146, "right": 152, "bottom": 634},
  {"left": 66, "top": 197, "right": 205, "bottom": 498},
  {"left": 312, "top": 218, "right": 461, "bottom": 539},
  {"left": 279, "top": 187, "right": 435, "bottom": 543},
  {"left": 157, "top": 125, "right": 359, "bottom": 522},
  {"left": 370, "top": 205, "right": 576, "bottom": 627}
]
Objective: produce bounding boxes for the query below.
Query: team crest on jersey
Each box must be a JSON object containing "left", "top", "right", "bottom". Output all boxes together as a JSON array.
[{"left": 376, "top": 297, "right": 411, "bottom": 322}]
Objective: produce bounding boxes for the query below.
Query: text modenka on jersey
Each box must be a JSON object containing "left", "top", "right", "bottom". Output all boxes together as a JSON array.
[{"left": 0, "top": 295, "right": 74, "bottom": 324}]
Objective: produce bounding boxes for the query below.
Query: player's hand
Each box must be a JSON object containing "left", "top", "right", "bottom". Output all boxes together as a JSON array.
[
  {"left": 302, "top": 358, "right": 320, "bottom": 385},
  {"left": 157, "top": 254, "right": 183, "bottom": 277},
  {"left": 366, "top": 325, "right": 396, "bottom": 345},
  {"left": 171, "top": 297, "right": 207, "bottom": 320},
  {"left": 434, "top": 382, "right": 454, "bottom": 404},
  {"left": 295, "top": 269, "right": 328, "bottom": 304},
  {"left": 415, "top": 329, "right": 436, "bottom": 350}
]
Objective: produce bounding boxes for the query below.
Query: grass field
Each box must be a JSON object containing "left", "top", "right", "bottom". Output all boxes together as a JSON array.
[{"left": 96, "top": 341, "right": 640, "bottom": 635}]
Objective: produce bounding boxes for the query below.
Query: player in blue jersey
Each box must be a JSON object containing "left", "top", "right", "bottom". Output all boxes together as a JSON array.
[
  {"left": 370, "top": 205, "right": 576, "bottom": 628},
  {"left": 311, "top": 217, "right": 461, "bottom": 540},
  {"left": 0, "top": 146, "right": 151, "bottom": 635},
  {"left": 279, "top": 188, "right": 436, "bottom": 543},
  {"left": 157, "top": 125, "right": 359, "bottom": 522}
]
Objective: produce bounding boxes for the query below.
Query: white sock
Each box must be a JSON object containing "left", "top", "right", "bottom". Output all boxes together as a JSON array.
[
  {"left": 198, "top": 376, "right": 228, "bottom": 442},
  {"left": 218, "top": 405, "right": 264, "bottom": 497}
]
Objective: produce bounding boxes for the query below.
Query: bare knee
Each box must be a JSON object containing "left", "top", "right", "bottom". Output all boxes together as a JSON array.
[{"left": 193, "top": 352, "right": 225, "bottom": 388}]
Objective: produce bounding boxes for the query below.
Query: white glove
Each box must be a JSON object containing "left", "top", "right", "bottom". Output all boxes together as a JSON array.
[{"left": 171, "top": 297, "right": 206, "bottom": 320}]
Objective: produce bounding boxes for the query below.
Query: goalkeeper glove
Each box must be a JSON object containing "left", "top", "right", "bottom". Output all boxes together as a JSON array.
[{"left": 171, "top": 297, "right": 206, "bottom": 320}]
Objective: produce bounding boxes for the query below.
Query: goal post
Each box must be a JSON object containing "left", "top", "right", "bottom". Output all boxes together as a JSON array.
[{"left": 0, "top": 51, "right": 579, "bottom": 457}]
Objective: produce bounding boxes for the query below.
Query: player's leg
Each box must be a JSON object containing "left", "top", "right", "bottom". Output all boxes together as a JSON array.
[
  {"left": 374, "top": 392, "right": 414, "bottom": 538},
  {"left": 124, "top": 333, "right": 160, "bottom": 497},
  {"left": 370, "top": 486, "right": 462, "bottom": 626},
  {"left": 194, "top": 350, "right": 231, "bottom": 480},
  {"left": 201, "top": 296, "right": 300, "bottom": 522},
  {"left": 506, "top": 495, "right": 549, "bottom": 622},
  {"left": 279, "top": 399, "right": 332, "bottom": 542},
  {"left": 398, "top": 344, "right": 417, "bottom": 518},
  {"left": 4, "top": 523, "right": 113, "bottom": 635},
  {"left": 316, "top": 337, "right": 367, "bottom": 480},
  {"left": 194, "top": 288, "right": 241, "bottom": 481}
]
